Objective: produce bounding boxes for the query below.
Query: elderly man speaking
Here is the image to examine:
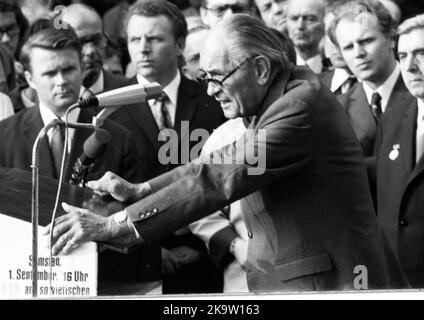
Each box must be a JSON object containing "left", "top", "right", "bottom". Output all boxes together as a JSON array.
[{"left": 45, "top": 14, "right": 407, "bottom": 292}]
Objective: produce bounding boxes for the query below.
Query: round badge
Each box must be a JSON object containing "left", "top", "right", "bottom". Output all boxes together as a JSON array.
[{"left": 389, "top": 149, "right": 399, "bottom": 161}]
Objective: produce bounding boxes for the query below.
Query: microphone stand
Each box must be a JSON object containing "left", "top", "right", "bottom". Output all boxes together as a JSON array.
[{"left": 30, "top": 104, "right": 96, "bottom": 297}]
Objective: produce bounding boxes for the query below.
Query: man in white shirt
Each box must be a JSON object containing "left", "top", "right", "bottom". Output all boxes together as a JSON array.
[
  {"left": 330, "top": 0, "right": 413, "bottom": 205},
  {"left": 107, "top": 0, "right": 225, "bottom": 295},
  {"left": 286, "top": 0, "right": 326, "bottom": 74},
  {"left": 377, "top": 13, "right": 424, "bottom": 288}
]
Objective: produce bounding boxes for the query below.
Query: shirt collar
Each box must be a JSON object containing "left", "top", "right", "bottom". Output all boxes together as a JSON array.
[
  {"left": 296, "top": 53, "right": 323, "bottom": 74},
  {"left": 417, "top": 99, "right": 424, "bottom": 123},
  {"left": 137, "top": 71, "right": 181, "bottom": 106},
  {"left": 39, "top": 101, "right": 80, "bottom": 127},
  {"left": 362, "top": 63, "right": 401, "bottom": 112},
  {"left": 331, "top": 68, "right": 352, "bottom": 92}
]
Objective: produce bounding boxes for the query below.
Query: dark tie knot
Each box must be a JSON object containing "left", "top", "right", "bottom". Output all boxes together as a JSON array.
[
  {"left": 371, "top": 92, "right": 382, "bottom": 106},
  {"left": 156, "top": 93, "right": 169, "bottom": 103}
]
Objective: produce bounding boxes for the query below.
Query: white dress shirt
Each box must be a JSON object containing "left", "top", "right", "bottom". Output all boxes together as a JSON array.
[
  {"left": 39, "top": 102, "right": 80, "bottom": 153},
  {"left": 137, "top": 71, "right": 180, "bottom": 127},
  {"left": 416, "top": 99, "right": 424, "bottom": 164},
  {"left": 362, "top": 63, "right": 401, "bottom": 113},
  {"left": 331, "top": 68, "right": 354, "bottom": 94},
  {"left": 296, "top": 53, "right": 324, "bottom": 74},
  {"left": 0, "top": 92, "right": 14, "bottom": 121}
]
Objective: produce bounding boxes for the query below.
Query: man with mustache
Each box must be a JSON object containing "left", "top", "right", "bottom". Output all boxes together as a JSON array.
[{"left": 376, "top": 13, "right": 424, "bottom": 288}]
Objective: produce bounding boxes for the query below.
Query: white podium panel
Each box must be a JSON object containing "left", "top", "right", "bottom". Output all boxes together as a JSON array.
[{"left": 0, "top": 214, "right": 97, "bottom": 298}]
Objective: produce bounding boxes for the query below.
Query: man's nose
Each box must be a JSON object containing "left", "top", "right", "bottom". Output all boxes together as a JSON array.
[
  {"left": 206, "top": 82, "right": 220, "bottom": 97},
  {"left": 403, "top": 54, "right": 419, "bottom": 73},
  {"left": 55, "top": 71, "right": 68, "bottom": 85},
  {"left": 82, "top": 43, "right": 98, "bottom": 57},
  {"left": 139, "top": 37, "right": 151, "bottom": 53},
  {"left": 353, "top": 43, "right": 366, "bottom": 58},
  {"left": 1, "top": 32, "right": 11, "bottom": 44}
]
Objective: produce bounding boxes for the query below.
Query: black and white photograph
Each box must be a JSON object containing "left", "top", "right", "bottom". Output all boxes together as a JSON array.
[{"left": 1, "top": 0, "right": 424, "bottom": 304}]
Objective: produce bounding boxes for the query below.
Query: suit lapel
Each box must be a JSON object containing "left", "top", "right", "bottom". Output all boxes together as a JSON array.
[
  {"left": 385, "top": 75, "right": 410, "bottom": 115},
  {"left": 126, "top": 76, "right": 161, "bottom": 149},
  {"left": 174, "top": 76, "right": 198, "bottom": 135},
  {"left": 23, "top": 106, "right": 56, "bottom": 178},
  {"left": 399, "top": 101, "right": 417, "bottom": 175}
]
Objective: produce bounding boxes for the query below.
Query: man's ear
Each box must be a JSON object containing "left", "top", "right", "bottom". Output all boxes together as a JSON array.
[
  {"left": 254, "top": 56, "right": 271, "bottom": 86},
  {"left": 24, "top": 70, "right": 36, "bottom": 90},
  {"left": 176, "top": 37, "right": 186, "bottom": 58}
]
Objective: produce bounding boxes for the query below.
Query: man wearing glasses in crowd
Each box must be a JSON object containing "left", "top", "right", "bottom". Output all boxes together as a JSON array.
[
  {"left": 200, "top": 0, "right": 255, "bottom": 27},
  {"left": 61, "top": 4, "right": 129, "bottom": 97}
]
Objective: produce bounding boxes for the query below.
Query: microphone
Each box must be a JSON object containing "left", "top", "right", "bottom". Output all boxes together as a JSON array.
[
  {"left": 69, "top": 129, "right": 111, "bottom": 186},
  {"left": 78, "top": 82, "right": 163, "bottom": 108}
]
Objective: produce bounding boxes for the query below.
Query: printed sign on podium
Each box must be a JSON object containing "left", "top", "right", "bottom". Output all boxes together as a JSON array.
[{"left": 0, "top": 214, "right": 97, "bottom": 298}]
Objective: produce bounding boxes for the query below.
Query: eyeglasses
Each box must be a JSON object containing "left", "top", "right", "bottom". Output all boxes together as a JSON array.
[
  {"left": 198, "top": 56, "right": 256, "bottom": 88},
  {"left": 202, "top": 4, "right": 251, "bottom": 17},
  {"left": 78, "top": 33, "right": 107, "bottom": 48},
  {"left": 0, "top": 25, "right": 20, "bottom": 39}
]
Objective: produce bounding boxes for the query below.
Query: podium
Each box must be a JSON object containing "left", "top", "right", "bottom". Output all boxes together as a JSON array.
[{"left": 0, "top": 168, "right": 161, "bottom": 297}]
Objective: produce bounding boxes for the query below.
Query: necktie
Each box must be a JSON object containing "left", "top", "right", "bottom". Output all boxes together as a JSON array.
[
  {"left": 370, "top": 92, "right": 382, "bottom": 123},
  {"left": 416, "top": 113, "right": 424, "bottom": 164},
  {"left": 51, "top": 125, "right": 65, "bottom": 177},
  {"left": 152, "top": 93, "right": 172, "bottom": 130}
]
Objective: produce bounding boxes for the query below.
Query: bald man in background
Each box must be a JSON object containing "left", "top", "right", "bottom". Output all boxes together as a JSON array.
[{"left": 62, "top": 3, "right": 129, "bottom": 95}]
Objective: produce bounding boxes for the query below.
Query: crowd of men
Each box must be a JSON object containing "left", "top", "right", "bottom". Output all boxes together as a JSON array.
[{"left": 2, "top": 0, "right": 424, "bottom": 295}]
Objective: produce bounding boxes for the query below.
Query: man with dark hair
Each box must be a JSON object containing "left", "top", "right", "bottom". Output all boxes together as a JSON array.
[
  {"left": 377, "top": 13, "right": 424, "bottom": 288},
  {"left": 0, "top": 0, "right": 29, "bottom": 59},
  {"left": 47, "top": 14, "right": 408, "bottom": 292},
  {"left": 254, "top": 0, "right": 287, "bottom": 34},
  {"left": 0, "top": 26, "right": 140, "bottom": 184},
  {"left": 108, "top": 0, "right": 226, "bottom": 294},
  {"left": 0, "top": 26, "right": 160, "bottom": 290}
]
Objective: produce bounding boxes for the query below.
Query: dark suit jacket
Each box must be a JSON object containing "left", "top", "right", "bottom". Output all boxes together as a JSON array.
[
  {"left": 108, "top": 74, "right": 226, "bottom": 180},
  {"left": 0, "top": 105, "right": 141, "bottom": 183},
  {"left": 377, "top": 96, "right": 424, "bottom": 288},
  {"left": 108, "top": 74, "right": 226, "bottom": 293},
  {"left": 103, "top": 69, "right": 130, "bottom": 91},
  {"left": 125, "top": 64, "right": 408, "bottom": 292}
]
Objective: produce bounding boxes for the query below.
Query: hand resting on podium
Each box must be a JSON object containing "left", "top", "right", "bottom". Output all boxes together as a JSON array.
[{"left": 43, "top": 172, "right": 152, "bottom": 255}]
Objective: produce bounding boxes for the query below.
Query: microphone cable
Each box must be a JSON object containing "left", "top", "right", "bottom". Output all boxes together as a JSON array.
[{"left": 48, "top": 103, "right": 78, "bottom": 295}]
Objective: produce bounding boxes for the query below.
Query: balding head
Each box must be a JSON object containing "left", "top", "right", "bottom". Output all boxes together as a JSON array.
[
  {"left": 62, "top": 4, "right": 103, "bottom": 38},
  {"left": 62, "top": 4, "right": 106, "bottom": 88}
]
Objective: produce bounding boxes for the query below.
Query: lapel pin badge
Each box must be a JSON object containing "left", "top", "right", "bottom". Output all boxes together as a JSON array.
[{"left": 389, "top": 144, "right": 400, "bottom": 161}]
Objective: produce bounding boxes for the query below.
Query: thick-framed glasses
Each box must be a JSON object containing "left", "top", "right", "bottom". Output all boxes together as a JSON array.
[
  {"left": 202, "top": 4, "right": 251, "bottom": 17},
  {"left": 198, "top": 56, "right": 256, "bottom": 88},
  {"left": 0, "top": 25, "right": 20, "bottom": 39}
]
